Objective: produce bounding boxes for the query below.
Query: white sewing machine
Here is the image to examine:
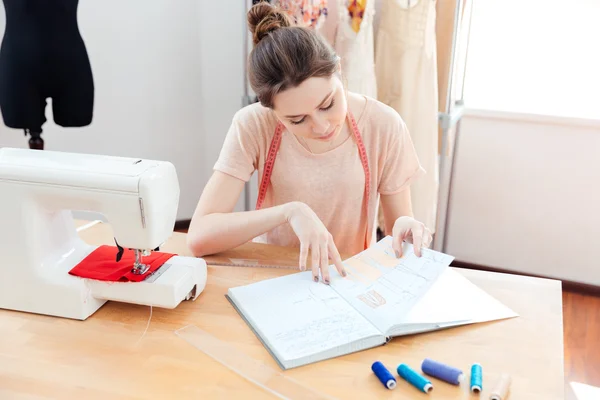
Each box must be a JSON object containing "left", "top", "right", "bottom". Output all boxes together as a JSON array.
[{"left": 0, "top": 147, "right": 207, "bottom": 320}]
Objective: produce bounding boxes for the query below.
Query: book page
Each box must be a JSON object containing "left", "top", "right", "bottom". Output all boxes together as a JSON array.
[
  {"left": 330, "top": 236, "right": 454, "bottom": 334},
  {"left": 393, "top": 268, "right": 518, "bottom": 333},
  {"left": 228, "top": 271, "right": 383, "bottom": 365}
]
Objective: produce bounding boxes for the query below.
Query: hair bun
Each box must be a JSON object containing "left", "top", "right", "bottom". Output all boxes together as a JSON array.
[{"left": 248, "top": 2, "right": 292, "bottom": 45}]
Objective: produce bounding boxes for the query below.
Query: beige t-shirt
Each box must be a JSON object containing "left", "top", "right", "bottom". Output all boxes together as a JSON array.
[{"left": 213, "top": 93, "right": 425, "bottom": 256}]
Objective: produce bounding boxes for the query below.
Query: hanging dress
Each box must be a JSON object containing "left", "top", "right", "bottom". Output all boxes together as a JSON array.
[
  {"left": 275, "top": 0, "right": 329, "bottom": 29},
  {"left": 374, "top": 0, "right": 439, "bottom": 233},
  {"left": 318, "top": 0, "right": 377, "bottom": 99}
]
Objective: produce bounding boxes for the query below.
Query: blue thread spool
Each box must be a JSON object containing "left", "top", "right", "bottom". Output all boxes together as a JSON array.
[
  {"left": 470, "top": 363, "right": 483, "bottom": 393},
  {"left": 371, "top": 361, "right": 396, "bottom": 389},
  {"left": 397, "top": 363, "right": 433, "bottom": 393},
  {"left": 421, "top": 358, "right": 464, "bottom": 385}
]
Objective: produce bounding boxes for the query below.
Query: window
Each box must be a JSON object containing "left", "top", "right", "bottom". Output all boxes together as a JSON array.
[{"left": 462, "top": 0, "right": 600, "bottom": 120}]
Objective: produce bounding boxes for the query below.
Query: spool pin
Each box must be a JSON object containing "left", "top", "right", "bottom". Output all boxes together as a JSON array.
[
  {"left": 471, "top": 363, "right": 483, "bottom": 393},
  {"left": 371, "top": 361, "right": 396, "bottom": 389},
  {"left": 490, "top": 373, "right": 511, "bottom": 400},
  {"left": 421, "top": 358, "right": 464, "bottom": 385},
  {"left": 397, "top": 363, "right": 433, "bottom": 393}
]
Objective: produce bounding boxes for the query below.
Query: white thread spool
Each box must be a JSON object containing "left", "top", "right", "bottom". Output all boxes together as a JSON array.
[{"left": 490, "top": 373, "right": 511, "bottom": 400}]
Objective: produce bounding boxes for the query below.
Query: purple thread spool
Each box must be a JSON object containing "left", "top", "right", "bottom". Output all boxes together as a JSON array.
[{"left": 421, "top": 358, "right": 464, "bottom": 385}]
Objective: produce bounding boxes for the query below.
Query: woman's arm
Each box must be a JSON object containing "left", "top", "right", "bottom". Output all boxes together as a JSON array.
[
  {"left": 379, "top": 188, "right": 414, "bottom": 235},
  {"left": 187, "top": 170, "right": 347, "bottom": 281},
  {"left": 186, "top": 171, "right": 296, "bottom": 257}
]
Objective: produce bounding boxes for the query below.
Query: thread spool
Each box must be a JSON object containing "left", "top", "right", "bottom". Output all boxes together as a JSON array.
[
  {"left": 421, "top": 358, "right": 464, "bottom": 385},
  {"left": 371, "top": 361, "right": 396, "bottom": 389},
  {"left": 489, "top": 373, "right": 511, "bottom": 400},
  {"left": 471, "top": 363, "right": 483, "bottom": 393},
  {"left": 397, "top": 363, "right": 433, "bottom": 393}
]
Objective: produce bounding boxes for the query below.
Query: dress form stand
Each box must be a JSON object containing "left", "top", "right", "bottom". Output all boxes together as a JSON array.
[
  {"left": 25, "top": 130, "right": 44, "bottom": 150},
  {"left": 0, "top": 0, "right": 94, "bottom": 148}
]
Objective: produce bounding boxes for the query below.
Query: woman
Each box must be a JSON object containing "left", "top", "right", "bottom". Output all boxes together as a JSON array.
[{"left": 187, "top": 2, "right": 432, "bottom": 284}]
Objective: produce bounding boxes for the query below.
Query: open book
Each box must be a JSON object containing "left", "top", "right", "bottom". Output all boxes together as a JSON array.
[{"left": 226, "top": 236, "right": 518, "bottom": 370}]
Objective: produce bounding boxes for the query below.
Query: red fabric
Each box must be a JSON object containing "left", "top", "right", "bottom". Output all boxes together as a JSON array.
[{"left": 69, "top": 245, "right": 175, "bottom": 282}]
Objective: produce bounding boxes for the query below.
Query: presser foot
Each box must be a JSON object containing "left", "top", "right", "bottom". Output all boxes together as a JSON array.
[
  {"left": 131, "top": 249, "right": 150, "bottom": 275},
  {"left": 114, "top": 239, "right": 160, "bottom": 271},
  {"left": 132, "top": 263, "right": 150, "bottom": 275}
]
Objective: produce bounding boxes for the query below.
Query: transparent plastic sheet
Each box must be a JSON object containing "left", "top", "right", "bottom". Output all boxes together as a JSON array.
[{"left": 174, "top": 325, "right": 337, "bottom": 400}]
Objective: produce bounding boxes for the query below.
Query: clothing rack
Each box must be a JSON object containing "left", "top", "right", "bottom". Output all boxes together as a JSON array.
[
  {"left": 433, "top": 0, "right": 472, "bottom": 252},
  {"left": 240, "top": 0, "right": 472, "bottom": 253}
]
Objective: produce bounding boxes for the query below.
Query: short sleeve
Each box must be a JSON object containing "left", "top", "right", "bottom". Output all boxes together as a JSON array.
[
  {"left": 213, "top": 110, "right": 261, "bottom": 182},
  {"left": 378, "top": 117, "right": 426, "bottom": 195}
]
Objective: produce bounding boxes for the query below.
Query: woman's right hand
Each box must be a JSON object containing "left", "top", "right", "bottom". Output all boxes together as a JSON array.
[{"left": 284, "top": 202, "right": 347, "bottom": 284}]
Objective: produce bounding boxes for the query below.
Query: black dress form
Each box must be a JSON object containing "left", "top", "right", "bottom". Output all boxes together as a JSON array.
[{"left": 0, "top": 0, "right": 94, "bottom": 149}]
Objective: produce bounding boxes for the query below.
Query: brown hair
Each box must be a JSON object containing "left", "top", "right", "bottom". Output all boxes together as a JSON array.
[{"left": 247, "top": 1, "right": 339, "bottom": 109}]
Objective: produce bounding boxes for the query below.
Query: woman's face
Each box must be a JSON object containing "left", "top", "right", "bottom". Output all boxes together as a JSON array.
[{"left": 272, "top": 74, "right": 347, "bottom": 142}]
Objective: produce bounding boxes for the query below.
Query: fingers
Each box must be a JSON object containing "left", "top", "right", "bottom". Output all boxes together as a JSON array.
[
  {"left": 393, "top": 217, "right": 431, "bottom": 257},
  {"left": 311, "top": 241, "right": 320, "bottom": 282},
  {"left": 299, "top": 241, "right": 308, "bottom": 271},
  {"left": 320, "top": 241, "right": 330, "bottom": 284},
  {"left": 328, "top": 239, "right": 347, "bottom": 278},
  {"left": 392, "top": 233, "right": 403, "bottom": 258},
  {"left": 393, "top": 229, "right": 411, "bottom": 258},
  {"left": 412, "top": 224, "right": 425, "bottom": 257},
  {"left": 423, "top": 228, "right": 433, "bottom": 248}
]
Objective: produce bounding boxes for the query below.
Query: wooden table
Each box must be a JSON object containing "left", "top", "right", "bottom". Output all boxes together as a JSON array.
[{"left": 0, "top": 221, "right": 565, "bottom": 399}]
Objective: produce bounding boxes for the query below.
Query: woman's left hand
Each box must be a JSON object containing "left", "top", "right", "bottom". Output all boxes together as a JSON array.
[{"left": 392, "top": 216, "right": 432, "bottom": 258}]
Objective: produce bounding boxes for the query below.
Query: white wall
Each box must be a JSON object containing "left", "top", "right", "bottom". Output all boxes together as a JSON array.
[
  {"left": 445, "top": 109, "right": 600, "bottom": 285},
  {"left": 0, "top": 1, "right": 246, "bottom": 220}
]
